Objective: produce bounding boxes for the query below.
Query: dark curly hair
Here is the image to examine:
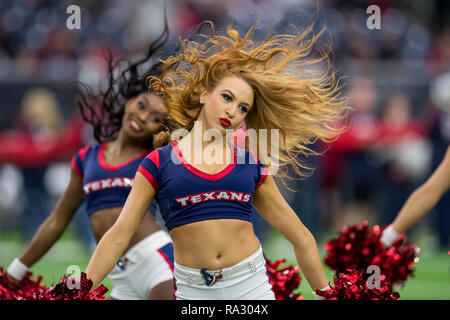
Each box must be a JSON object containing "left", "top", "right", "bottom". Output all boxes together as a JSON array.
[{"left": 76, "top": 16, "right": 177, "bottom": 148}]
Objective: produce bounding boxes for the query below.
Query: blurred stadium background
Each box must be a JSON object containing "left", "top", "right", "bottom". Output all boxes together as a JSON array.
[{"left": 0, "top": 0, "right": 448, "bottom": 299}]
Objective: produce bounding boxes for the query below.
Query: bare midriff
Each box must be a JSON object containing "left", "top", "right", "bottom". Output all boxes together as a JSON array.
[
  {"left": 89, "top": 207, "right": 162, "bottom": 253},
  {"left": 169, "top": 219, "right": 261, "bottom": 270}
]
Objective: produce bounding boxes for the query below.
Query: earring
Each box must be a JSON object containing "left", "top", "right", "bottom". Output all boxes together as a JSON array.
[{"left": 200, "top": 100, "right": 204, "bottom": 105}]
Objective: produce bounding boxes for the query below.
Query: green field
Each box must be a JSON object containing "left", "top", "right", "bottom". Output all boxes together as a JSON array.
[{"left": 0, "top": 227, "right": 448, "bottom": 300}]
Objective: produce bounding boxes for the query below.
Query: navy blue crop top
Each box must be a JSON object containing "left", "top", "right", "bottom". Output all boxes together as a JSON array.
[
  {"left": 71, "top": 143, "right": 157, "bottom": 216},
  {"left": 137, "top": 141, "right": 268, "bottom": 231}
]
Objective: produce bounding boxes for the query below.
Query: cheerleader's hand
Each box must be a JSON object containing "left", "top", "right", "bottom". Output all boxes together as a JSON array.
[
  {"left": 312, "top": 285, "right": 332, "bottom": 300},
  {"left": 380, "top": 225, "right": 400, "bottom": 248},
  {"left": 6, "top": 258, "right": 29, "bottom": 285}
]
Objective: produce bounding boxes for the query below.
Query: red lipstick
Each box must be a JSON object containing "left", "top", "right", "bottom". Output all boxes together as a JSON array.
[{"left": 219, "top": 118, "right": 231, "bottom": 128}]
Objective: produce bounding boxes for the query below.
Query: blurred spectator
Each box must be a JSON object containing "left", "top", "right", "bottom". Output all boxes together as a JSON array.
[
  {"left": 0, "top": 88, "right": 82, "bottom": 167},
  {"left": 0, "top": 87, "right": 82, "bottom": 240},
  {"left": 319, "top": 76, "right": 379, "bottom": 229},
  {"left": 2, "top": 88, "right": 64, "bottom": 239},
  {"left": 426, "top": 29, "right": 450, "bottom": 76},
  {"left": 372, "top": 93, "right": 431, "bottom": 227}
]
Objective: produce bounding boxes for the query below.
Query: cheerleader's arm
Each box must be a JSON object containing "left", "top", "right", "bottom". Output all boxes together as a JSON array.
[
  {"left": 252, "top": 175, "right": 329, "bottom": 294},
  {"left": 381, "top": 145, "right": 450, "bottom": 247},
  {"left": 85, "top": 171, "right": 154, "bottom": 289},
  {"left": 7, "top": 167, "right": 84, "bottom": 282}
]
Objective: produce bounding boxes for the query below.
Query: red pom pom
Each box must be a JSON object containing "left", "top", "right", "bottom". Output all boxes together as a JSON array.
[
  {"left": 0, "top": 267, "right": 47, "bottom": 300},
  {"left": 264, "top": 256, "right": 303, "bottom": 300},
  {"left": 1, "top": 268, "right": 107, "bottom": 300},
  {"left": 315, "top": 269, "right": 400, "bottom": 300},
  {"left": 33, "top": 272, "right": 108, "bottom": 300},
  {"left": 323, "top": 221, "right": 419, "bottom": 288}
]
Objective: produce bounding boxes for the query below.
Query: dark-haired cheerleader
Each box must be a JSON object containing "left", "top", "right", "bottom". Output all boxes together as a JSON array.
[{"left": 6, "top": 21, "right": 177, "bottom": 300}]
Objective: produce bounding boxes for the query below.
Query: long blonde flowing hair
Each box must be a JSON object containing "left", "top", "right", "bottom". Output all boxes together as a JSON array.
[{"left": 148, "top": 21, "right": 350, "bottom": 184}]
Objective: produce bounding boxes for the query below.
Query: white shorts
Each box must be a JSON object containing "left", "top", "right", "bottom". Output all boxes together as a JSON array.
[
  {"left": 173, "top": 246, "right": 275, "bottom": 300},
  {"left": 108, "top": 230, "right": 174, "bottom": 300}
]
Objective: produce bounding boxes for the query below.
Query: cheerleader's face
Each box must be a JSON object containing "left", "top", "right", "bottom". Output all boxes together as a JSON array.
[
  {"left": 199, "top": 75, "right": 254, "bottom": 132},
  {"left": 122, "top": 93, "right": 165, "bottom": 140}
]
